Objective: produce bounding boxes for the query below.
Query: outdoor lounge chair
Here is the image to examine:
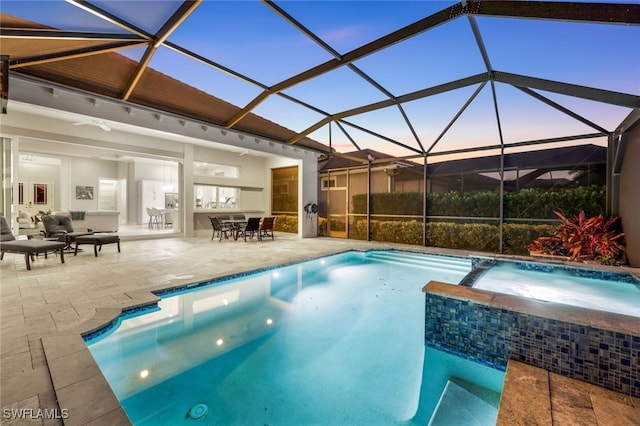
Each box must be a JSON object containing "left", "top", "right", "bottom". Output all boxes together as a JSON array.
[
  {"left": 236, "top": 217, "right": 261, "bottom": 242},
  {"left": 259, "top": 216, "right": 276, "bottom": 240},
  {"left": 41, "top": 214, "right": 93, "bottom": 249},
  {"left": 0, "top": 215, "right": 66, "bottom": 270}
]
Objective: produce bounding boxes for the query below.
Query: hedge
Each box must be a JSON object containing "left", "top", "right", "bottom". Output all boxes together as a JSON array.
[
  {"left": 352, "top": 192, "right": 423, "bottom": 216},
  {"left": 351, "top": 186, "right": 605, "bottom": 219},
  {"left": 504, "top": 186, "right": 605, "bottom": 218},
  {"left": 319, "top": 217, "right": 554, "bottom": 254},
  {"left": 278, "top": 186, "right": 600, "bottom": 252},
  {"left": 273, "top": 214, "right": 298, "bottom": 233}
]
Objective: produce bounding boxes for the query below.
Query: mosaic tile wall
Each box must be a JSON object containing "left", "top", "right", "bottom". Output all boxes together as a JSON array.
[{"left": 424, "top": 292, "right": 640, "bottom": 397}]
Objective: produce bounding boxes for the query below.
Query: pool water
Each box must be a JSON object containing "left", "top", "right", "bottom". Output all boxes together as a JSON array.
[
  {"left": 473, "top": 261, "right": 640, "bottom": 318},
  {"left": 86, "top": 250, "right": 504, "bottom": 425}
]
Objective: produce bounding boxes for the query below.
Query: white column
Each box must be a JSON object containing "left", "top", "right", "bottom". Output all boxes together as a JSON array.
[
  {"left": 299, "top": 155, "right": 318, "bottom": 238},
  {"left": 183, "top": 144, "right": 195, "bottom": 237}
]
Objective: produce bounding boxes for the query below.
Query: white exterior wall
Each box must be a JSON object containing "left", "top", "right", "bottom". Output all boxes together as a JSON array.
[
  {"left": 619, "top": 123, "right": 640, "bottom": 267},
  {"left": 299, "top": 156, "right": 319, "bottom": 238},
  {"left": 1, "top": 90, "right": 322, "bottom": 238}
]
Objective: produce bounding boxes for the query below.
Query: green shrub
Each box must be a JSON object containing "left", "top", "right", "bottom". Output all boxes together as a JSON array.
[
  {"left": 372, "top": 192, "right": 424, "bottom": 215},
  {"left": 502, "top": 223, "right": 556, "bottom": 254},
  {"left": 353, "top": 192, "right": 423, "bottom": 216},
  {"left": 325, "top": 217, "right": 555, "bottom": 255},
  {"left": 273, "top": 214, "right": 298, "bottom": 234},
  {"left": 427, "top": 191, "right": 499, "bottom": 217},
  {"left": 354, "top": 220, "right": 500, "bottom": 252},
  {"left": 317, "top": 217, "right": 348, "bottom": 237},
  {"left": 320, "top": 184, "right": 605, "bottom": 255},
  {"left": 504, "top": 186, "right": 605, "bottom": 218},
  {"left": 350, "top": 219, "right": 423, "bottom": 244},
  {"left": 351, "top": 186, "right": 605, "bottom": 219},
  {"left": 426, "top": 222, "right": 499, "bottom": 251},
  {"left": 330, "top": 219, "right": 346, "bottom": 232},
  {"left": 318, "top": 217, "right": 327, "bottom": 236}
]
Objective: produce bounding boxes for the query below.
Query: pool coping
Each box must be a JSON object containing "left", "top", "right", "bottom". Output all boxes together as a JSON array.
[
  {"left": 42, "top": 249, "right": 639, "bottom": 425},
  {"left": 497, "top": 360, "right": 640, "bottom": 425},
  {"left": 424, "top": 280, "right": 640, "bottom": 338}
]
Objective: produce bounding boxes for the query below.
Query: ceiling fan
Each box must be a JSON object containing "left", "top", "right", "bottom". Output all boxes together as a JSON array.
[{"left": 72, "top": 119, "right": 112, "bottom": 132}]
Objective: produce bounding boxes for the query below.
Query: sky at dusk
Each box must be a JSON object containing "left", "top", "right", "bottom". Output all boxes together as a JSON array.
[{"left": 3, "top": 0, "right": 639, "bottom": 159}]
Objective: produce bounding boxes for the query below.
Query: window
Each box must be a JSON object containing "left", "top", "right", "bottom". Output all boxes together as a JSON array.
[
  {"left": 33, "top": 183, "right": 47, "bottom": 204},
  {"left": 272, "top": 166, "right": 298, "bottom": 216},
  {"left": 193, "top": 161, "right": 239, "bottom": 178},
  {"left": 194, "top": 185, "right": 239, "bottom": 210},
  {"left": 321, "top": 177, "right": 337, "bottom": 190}
]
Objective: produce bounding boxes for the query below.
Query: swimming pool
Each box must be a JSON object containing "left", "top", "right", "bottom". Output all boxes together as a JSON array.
[
  {"left": 86, "top": 250, "right": 504, "bottom": 425},
  {"left": 472, "top": 260, "right": 640, "bottom": 318}
]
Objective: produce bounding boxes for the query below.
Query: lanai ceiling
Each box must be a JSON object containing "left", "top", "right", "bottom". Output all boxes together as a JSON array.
[{"left": 1, "top": 1, "right": 639, "bottom": 164}]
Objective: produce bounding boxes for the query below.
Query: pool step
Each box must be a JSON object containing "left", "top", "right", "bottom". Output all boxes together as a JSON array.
[
  {"left": 428, "top": 379, "right": 500, "bottom": 426},
  {"left": 366, "top": 252, "right": 471, "bottom": 274},
  {"left": 368, "top": 250, "right": 471, "bottom": 268},
  {"left": 366, "top": 251, "right": 471, "bottom": 274}
]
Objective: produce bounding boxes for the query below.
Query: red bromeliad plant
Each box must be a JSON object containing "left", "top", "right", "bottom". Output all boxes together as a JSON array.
[
  {"left": 528, "top": 210, "right": 625, "bottom": 263},
  {"left": 527, "top": 235, "right": 567, "bottom": 257}
]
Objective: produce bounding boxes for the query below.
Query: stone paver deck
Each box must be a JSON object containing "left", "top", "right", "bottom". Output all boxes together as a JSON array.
[{"left": 498, "top": 360, "right": 640, "bottom": 425}]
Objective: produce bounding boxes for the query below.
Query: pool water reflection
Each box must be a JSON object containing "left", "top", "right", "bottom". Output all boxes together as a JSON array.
[
  {"left": 473, "top": 261, "right": 640, "bottom": 317},
  {"left": 86, "top": 251, "right": 503, "bottom": 425}
]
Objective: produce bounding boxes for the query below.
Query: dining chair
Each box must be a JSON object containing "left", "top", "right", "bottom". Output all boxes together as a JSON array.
[
  {"left": 259, "top": 216, "right": 276, "bottom": 240},
  {"left": 146, "top": 208, "right": 154, "bottom": 227},
  {"left": 209, "top": 216, "right": 233, "bottom": 241},
  {"left": 236, "top": 217, "right": 261, "bottom": 241},
  {"left": 149, "top": 208, "right": 163, "bottom": 228}
]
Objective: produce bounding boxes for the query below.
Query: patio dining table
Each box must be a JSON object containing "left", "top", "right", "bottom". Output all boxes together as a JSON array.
[{"left": 220, "top": 219, "right": 247, "bottom": 240}]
